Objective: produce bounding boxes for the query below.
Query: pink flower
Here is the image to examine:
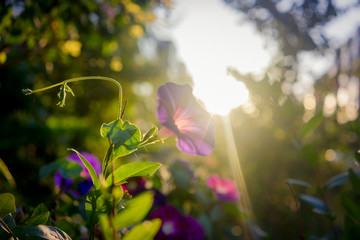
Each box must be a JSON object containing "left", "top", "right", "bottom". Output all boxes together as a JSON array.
[{"left": 206, "top": 174, "right": 240, "bottom": 202}]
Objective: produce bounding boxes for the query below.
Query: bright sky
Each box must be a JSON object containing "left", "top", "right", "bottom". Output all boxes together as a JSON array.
[
  {"left": 149, "top": 0, "right": 360, "bottom": 115},
  {"left": 158, "top": 0, "right": 274, "bottom": 115}
]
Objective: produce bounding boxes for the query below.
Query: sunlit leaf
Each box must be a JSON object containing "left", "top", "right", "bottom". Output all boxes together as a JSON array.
[
  {"left": 301, "top": 112, "right": 323, "bottom": 138},
  {"left": 138, "top": 126, "right": 160, "bottom": 147},
  {"left": 123, "top": 219, "right": 162, "bottom": 240},
  {"left": 102, "top": 144, "right": 114, "bottom": 176},
  {"left": 14, "top": 225, "right": 72, "bottom": 240},
  {"left": 0, "top": 193, "right": 16, "bottom": 218},
  {"left": 300, "top": 194, "right": 330, "bottom": 215},
  {"left": 105, "top": 162, "right": 160, "bottom": 186},
  {"left": 112, "top": 191, "right": 153, "bottom": 229},
  {"left": 324, "top": 171, "right": 360, "bottom": 190},
  {"left": 99, "top": 214, "right": 113, "bottom": 240},
  {"left": 68, "top": 149, "right": 100, "bottom": 189},
  {"left": 23, "top": 203, "right": 50, "bottom": 225},
  {"left": 287, "top": 178, "right": 312, "bottom": 188},
  {"left": 0, "top": 158, "right": 16, "bottom": 188},
  {"left": 101, "top": 120, "right": 142, "bottom": 159},
  {"left": 57, "top": 84, "right": 67, "bottom": 107},
  {"left": 341, "top": 193, "right": 360, "bottom": 221}
]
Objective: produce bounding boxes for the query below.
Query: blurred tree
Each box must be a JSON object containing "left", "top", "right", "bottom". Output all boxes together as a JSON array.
[
  {"left": 220, "top": 0, "right": 360, "bottom": 239},
  {"left": 0, "top": 0, "right": 173, "bottom": 204}
]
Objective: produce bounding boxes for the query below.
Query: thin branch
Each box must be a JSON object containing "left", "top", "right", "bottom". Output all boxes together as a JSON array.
[
  {"left": 23, "top": 76, "right": 123, "bottom": 120},
  {"left": 0, "top": 217, "right": 18, "bottom": 240},
  {"left": 286, "top": 181, "right": 305, "bottom": 240}
]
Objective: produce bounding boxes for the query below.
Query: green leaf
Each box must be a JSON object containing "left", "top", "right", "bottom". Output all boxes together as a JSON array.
[
  {"left": 112, "top": 191, "right": 154, "bottom": 229},
  {"left": 67, "top": 149, "right": 100, "bottom": 189},
  {"left": 55, "top": 219, "right": 75, "bottom": 238},
  {"left": 85, "top": 190, "right": 111, "bottom": 214},
  {"left": 343, "top": 214, "right": 360, "bottom": 239},
  {"left": 0, "top": 193, "right": 16, "bottom": 218},
  {"left": 14, "top": 225, "right": 72, "bottom": 240},
  {"left": 123, "top": 219, "right": 162, "bottom": 240},
  {"left": 301, "top": 144, "right": 318, "bottom": 165},
  {"left": 0, "top": 158, "right": 16, "bottom": 188},
  {"left": 102, "top": 144, "right": 114, "bottom": 176},
  {"left": 56, "top": 83, "right": 74, "bottom": 108},
  {"left": 105, "top": 162, "right": 161, "bottom": 186},
  {"left": 324, "top": 171, "right": 360, "bottom": 190},
  {"left": 39, "top": 159, "right": 82, "bottom": 180},
  {"left": 99, "top": 214, "right": 113, "bottom": 240},
  {"left": 57, "top": 84, "right": 67, "bottom": 107},
  {"left": 300, "top": 194, "right": 331, "bottom": 215},
  {"left": 301, "top": 111, "right": 323, "bottom": 138},
  {"left": 64, "top": 83, "right": 75, "bottom": 96},
  {"left": 23, "top": 203, "right": 50, "bottom": 226},
  {"left": 101, "top": 120, "right": 142, "bottom": 159},
  {"left": 138, "top": 126, "right": 160, "bottom": 147},
  {"left": 286, "top": 178, "right": 312, "bottom": 188},
  {"left": 341, "top": 193, "right": 360, "bottom": 221},
  {"left": 85, "top": 190, "right": 106, "bottom": 227},
  {"left": 3, "top": 214, "right": 16, "bottom": 230},
  {"left": 85, "top": 187, "right": 123, "bottom": 226},
  {"left": 198, "top": 214, "right": 212, "bottom": 237},
  {"left": 168, "top": 161, "right": 192, "bottom": 190},
  {"left": 349, "top": 169, "right": 360, "bottom": 194},
  {"left": 209, "top": 204, "right": 223, "bottom": 222}
]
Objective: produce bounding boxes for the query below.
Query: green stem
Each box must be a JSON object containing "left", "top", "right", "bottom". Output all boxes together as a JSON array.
[
  {"left": 286, "top": 181, "right": 305, "bottom": 240},
  {"left": 23, "top": 76, "right": 123, "bottom": 120},
  {"left": 111, "top": 159, "right": 117, "bottom": 239}
]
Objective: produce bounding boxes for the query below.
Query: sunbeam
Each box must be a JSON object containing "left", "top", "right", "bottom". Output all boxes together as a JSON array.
[{"left": 222, "top": 115, "right": 257, "bottom": 239}]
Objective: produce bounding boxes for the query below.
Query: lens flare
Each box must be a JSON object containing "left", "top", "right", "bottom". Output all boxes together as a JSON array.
[{"left": 193, "top": 75, "right": 249, "bottom": 116}]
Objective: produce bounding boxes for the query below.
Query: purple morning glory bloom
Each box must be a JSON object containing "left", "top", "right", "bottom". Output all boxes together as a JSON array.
[
  {"left": 150, "top": 205, "right": 204, "bottom": 240},
  {"left": 206, "top": 174, "right": 240, "bottom": 203},
  {"left": 157, "top": 82, "right": 215, "bottom": 156},
  {"left": 54, "top": 152, "right": 101, "bottom": 197}
]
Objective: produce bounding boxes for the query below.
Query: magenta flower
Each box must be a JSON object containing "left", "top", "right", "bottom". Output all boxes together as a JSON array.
[
  {"left": 121, "top": 177, "right": 146, "bottom": 196},
  {"left": 157, "top": 82, "right": 215, "bottom": 156},
  {"left": 54, "top": 152, "right": 101, "bottom": 196},
  {"left": 150, "top": 205, "right": 204, "bottom": 240},
  {"left": 206, "top": 174, "right": 240, "bottom": 202}
]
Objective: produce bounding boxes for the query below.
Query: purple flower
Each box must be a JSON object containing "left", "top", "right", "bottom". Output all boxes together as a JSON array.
[
  {"left": 206, "top": 174, "right": 240, "bottom": 202},
  {"left": 54, "top": 152, "right": 101, "bottom": 197},
  {"left": 150, "top": 205, "right": 204, "bottom": 240},
  {"left": 156, "top": 82, "right": 215, "bottom": 156},
  {"left": 121, "top": 177, "right": 146, "bottom": 196}
]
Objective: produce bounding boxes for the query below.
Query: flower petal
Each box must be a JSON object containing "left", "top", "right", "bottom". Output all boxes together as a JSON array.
[
  {"left": 206, "top": 174, "right": 240, "bottom": 202},
  {"left": 150, "top": 205, "right": 204, "bottom": 240},
  {"left": 157, "top": 82, "right": 215, "bottom": 156}
]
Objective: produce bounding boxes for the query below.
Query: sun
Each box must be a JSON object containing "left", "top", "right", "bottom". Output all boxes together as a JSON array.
[{"left": 193, "top": 75, "right": 249, "bottom": 116}]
